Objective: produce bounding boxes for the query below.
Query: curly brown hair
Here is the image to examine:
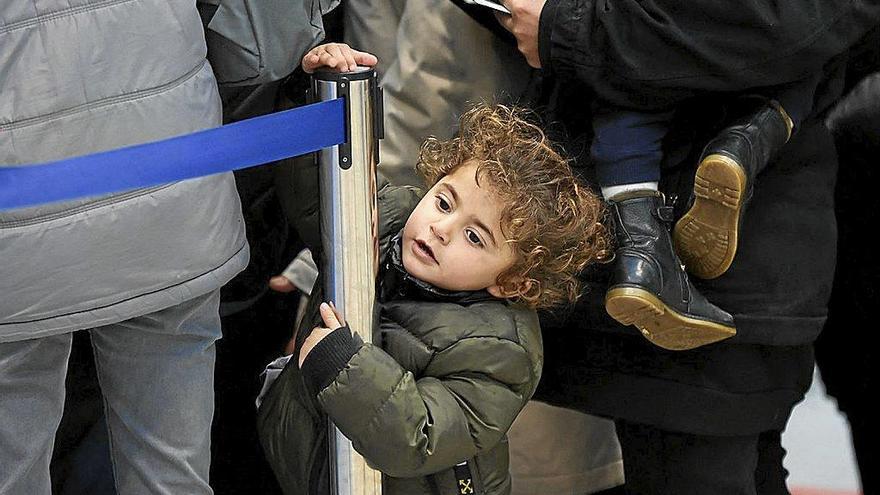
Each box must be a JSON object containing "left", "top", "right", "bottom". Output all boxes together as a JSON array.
[{"left": 417, "top": 103, "right": 610, "bottom": 309}]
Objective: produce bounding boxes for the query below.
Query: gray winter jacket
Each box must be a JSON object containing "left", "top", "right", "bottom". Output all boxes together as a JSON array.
[{"left": 0, "top": 0, "right": 248, "bottom": 342}]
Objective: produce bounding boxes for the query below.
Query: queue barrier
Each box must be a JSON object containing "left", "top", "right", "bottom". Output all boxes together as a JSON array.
[{"left": 0, "top": 99, "right": 345, "bottom": 211}]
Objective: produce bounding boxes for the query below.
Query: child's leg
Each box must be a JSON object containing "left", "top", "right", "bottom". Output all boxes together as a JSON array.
[
  {"left": 593, "top": 104, "right": 736, "bottom": 351},
  {"left": 673, "top": 78, "right": 818, "bottom": 279},
  {"left": 590, "top": 105, "right": 669, "bottom": 200}
]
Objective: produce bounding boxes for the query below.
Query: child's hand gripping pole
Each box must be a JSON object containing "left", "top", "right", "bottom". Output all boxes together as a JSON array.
[{"left": 298, "top": 302, "right": 347, "bottom": 368}]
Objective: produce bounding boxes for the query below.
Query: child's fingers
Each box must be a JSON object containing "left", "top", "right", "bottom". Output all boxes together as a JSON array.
[
  {"left": 301, "top": 52, "right": 321, "bottom": 73},
  {"left": 352, "top": 50, "right": 378, "bottom": 68},
  {"left": 302, "top": 43, "right": 374, "bottom": 73},
  {"left": 325, "top": 44, "right": 349, "bottom": 70},
  {"left": 318, "top": 50, "right": 339, "bottom": 69},
  {"left": 319, "top": 302, "right": 342, "bottom": 329},
  {"left": 328, "top": 301, "right": 346, "bottom": 326},
  {"left": 331, "top": 44, "right": 358, "bottom": 72},
  {"left": 324, "top": 44, "right": 350, "bottom": 71},
  {"left": 340, "top": 48, "right": 357, "bottom": 72}
]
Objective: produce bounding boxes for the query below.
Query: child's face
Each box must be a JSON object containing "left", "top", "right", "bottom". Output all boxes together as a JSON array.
[{"left": 401, "top": 162, "right": 517, "bottom": 298}]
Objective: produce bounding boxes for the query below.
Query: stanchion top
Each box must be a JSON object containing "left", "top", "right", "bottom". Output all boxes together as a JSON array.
[{"left": 313, "top": 67, "right": 376, "bottom": 82}]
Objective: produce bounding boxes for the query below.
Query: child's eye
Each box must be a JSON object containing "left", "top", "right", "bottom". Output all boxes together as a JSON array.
[
  {"left": 436, "top": 196, "right": 451, "bottom": 212},
  {"left": 466, "top": 229, "right": 483, "bottom": 246}
]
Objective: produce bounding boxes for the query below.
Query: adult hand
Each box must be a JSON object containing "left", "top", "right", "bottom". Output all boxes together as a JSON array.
[
  {"left": 496, "top": 0, "right": 547, "bottom": 68},
  {"left": 298, "top": 302, "right": 346, "bottom": 368},
  {"left": 266, "top": 273, "right": 301, "bottom": 354},
  {"left": 269, "top": 274, "right": 297, "bottom": 293}
]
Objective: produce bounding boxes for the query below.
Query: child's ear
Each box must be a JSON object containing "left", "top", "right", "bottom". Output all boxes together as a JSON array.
[{"left": 487, "top": 279, "right": 533, "bottom": 300}]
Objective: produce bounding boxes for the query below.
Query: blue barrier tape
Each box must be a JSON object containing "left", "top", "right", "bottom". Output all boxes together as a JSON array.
[{"left": 0, "top": 98, "right": 346, "bottom": 211}]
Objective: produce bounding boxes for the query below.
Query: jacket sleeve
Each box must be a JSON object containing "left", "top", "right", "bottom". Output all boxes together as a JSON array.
[
  {"left": 314, "top": 327, "right": 537, "bottom": 478},
  {"left": 200, "top": 0, "right": 340, "bottom": 86},
  {"left": 538, "top": 0, "right": 880, "bottom": 109}
]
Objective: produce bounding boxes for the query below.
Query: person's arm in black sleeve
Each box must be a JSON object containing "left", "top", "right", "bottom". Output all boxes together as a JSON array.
[{"left": 517, "top": 0, "right": 880, "bottom": 109}]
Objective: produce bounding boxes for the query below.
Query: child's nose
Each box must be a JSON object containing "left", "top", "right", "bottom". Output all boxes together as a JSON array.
[{"left": 430, "top": 223, "right": 449, "bottom": 245}]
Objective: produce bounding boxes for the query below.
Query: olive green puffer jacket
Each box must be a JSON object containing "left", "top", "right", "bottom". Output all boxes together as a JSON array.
[{"left": 257, "top": 182, "right": 543, "bottom": 495}]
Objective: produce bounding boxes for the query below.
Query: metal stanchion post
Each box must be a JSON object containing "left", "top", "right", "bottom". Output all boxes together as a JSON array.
[{"left": 312, "top": 68, "right": 384, "bottom": 495}]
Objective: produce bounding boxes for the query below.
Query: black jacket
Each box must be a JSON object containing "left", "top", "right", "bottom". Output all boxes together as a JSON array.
[
  {"left": 538, "top": 0, "right": 880, "bottom": 110},
  {"left": 530, "top": 0, "right": 877, "bottom": 435}
]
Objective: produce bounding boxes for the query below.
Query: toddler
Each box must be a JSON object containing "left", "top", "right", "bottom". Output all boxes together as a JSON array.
[{"left": 257, "top": 42, "right": 609, "bottom": 495}]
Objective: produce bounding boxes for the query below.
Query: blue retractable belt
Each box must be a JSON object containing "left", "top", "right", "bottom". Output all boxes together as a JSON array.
[{"left": 0, "top": 98, "right": 347, "bottom": 211}]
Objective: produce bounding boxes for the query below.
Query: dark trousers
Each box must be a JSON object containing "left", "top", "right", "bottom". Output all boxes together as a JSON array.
[
  {"left": 615, "top": 421, "right": 789, "bottom": 495},
  {"left": 590, "top": 104, "right": 671, "bottom": 187},
  {"left": 212, "top": 288, "right": 298, "bottom": 495},
  {"left": 590, "top": 77, "right": 819, "bottom": 190},
  {"left": 814, "top": 121, "right": 877, "bottom": 495}
]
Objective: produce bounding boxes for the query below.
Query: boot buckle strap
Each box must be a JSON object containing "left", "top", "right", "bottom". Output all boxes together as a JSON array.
[{"left": 655, "top": 205, "right": 675, "bottom": 223}]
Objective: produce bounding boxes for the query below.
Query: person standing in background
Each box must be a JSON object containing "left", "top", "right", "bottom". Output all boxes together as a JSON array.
[
  {"left": 817, "top": 23, "right": 880, "bottom": 495},
  {"left": 0, "top": 2, "right": 247, "bottom": 493},
  {"left": 343, "top": 0, "right": 531, "bottom": 186},
  {"left": 497, "top": 0, "right": 880, "bottom": 491}
]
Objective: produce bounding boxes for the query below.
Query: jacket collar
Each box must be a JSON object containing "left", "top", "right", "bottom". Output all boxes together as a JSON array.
[{"left": 381, "top": 234, "right": 498, "bottom": 305}]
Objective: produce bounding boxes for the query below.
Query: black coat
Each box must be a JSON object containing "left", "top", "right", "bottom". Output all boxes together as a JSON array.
[
  {"left": 538, "top": 0, "right": 880, "bottom": 110},
  {"left": 531, "top": 0, "right": 879, "bottom": 435}
]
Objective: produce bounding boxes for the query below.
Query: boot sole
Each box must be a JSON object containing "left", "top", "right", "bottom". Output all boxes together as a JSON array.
[
  {"left": 605, "top": 287, "right": 736, "bottom": 350},
  {"left": 673, "top": 154, "right": 747, "bottom": 280}
]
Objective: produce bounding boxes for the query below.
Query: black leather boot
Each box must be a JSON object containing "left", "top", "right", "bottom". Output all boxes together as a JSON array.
[
  {"left": 605, "top": 192, "right": 736, "bottom": 350},
  {"left": 674, "top": 97, "right": 793, "bottom": 279}
]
